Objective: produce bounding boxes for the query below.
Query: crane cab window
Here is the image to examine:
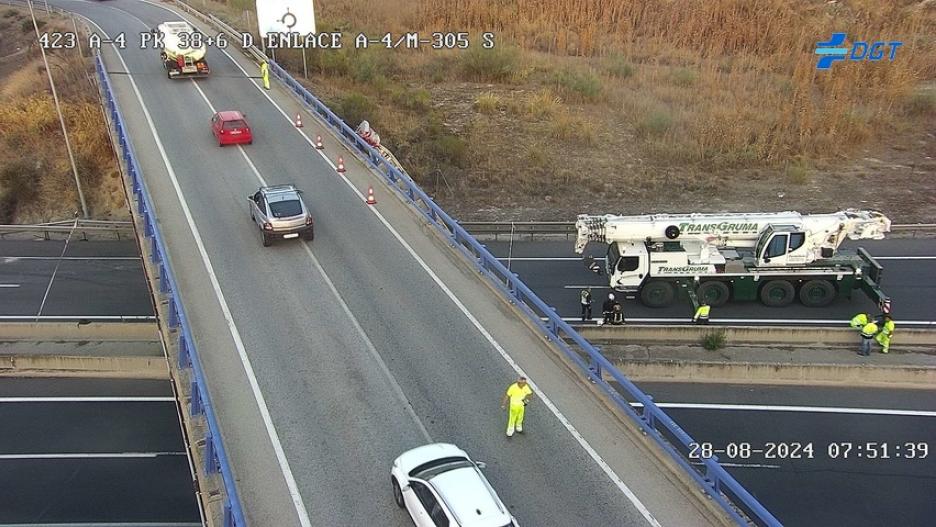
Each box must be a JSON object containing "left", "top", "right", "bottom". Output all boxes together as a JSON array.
[
  {"left": 618, "top": 256, "right": 640, "bottom": 272},
  {"left": 788, "top": 232, "right": 805, "bottom": 252},
  {"left": 765, "top": 234, "right": 788, "bottom": 259}
]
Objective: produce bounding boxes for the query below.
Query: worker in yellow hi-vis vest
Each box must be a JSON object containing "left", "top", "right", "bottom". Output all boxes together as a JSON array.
[
  {"left": 693, "top": 302, "right": 711, "bottom": 325},
  {"left": 875, "top": 313, "right": 895, "bottom": 353},
  {"left": 260, "top": 61, "right": 270, "bottom": 90},
  {"left": 500, "top": 376, "right": 533, "bottom": 437},
  {"left": 850, "top": 312, "right": 869, "bottom": 331}
]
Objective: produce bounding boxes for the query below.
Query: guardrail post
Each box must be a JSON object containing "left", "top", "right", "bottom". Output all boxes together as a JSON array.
[
  {"left": 548, "top": 308, "right": 559, "bottom": 338},
  {"left": 178, "top": 333, "right": 191, "bottom": 368},
  {"left": 143, "top": 211, "right": 153, "bottom": 237},
  {"left": 642, "top": 396, "right": 656, "bottom": 429},
  {"left": 168, "top": 297, "right": 180, "bottom": 328},
  {"left": 587, "top": 349, "right": 602, "bottom": 384},
  {"left": 223, "top": 499, "right": 234, "bottom": 527},
  {"left": 158, "top": 262, "right": 170, "bottom": 293},
  {"left": 190, "top": 382, "right": 203, "bottom": 415},
  {"left": 204, "top": 432, "right": 218, "bottom": 474}
]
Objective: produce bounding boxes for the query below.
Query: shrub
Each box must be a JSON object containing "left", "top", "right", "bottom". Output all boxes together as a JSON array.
[
  {"left": 393, "top": 88, "right": 431, "bottom": 112},
  {"left": 906, "top": 91, "right": 936, "bottom": 117},
  {"left": 701, "top": 329, "right": 727, "bottom": 351},
  {"left": 635, "top": 110, "right": 673, "bottom": 138},
  {"left": 337, "top": 92, "right": 376, "bottom": 128},
  {"left": 459, "top": 45, "right": 521, "bottom": 83},
  {"left": 785, "top": 160, "right": 810, "bottom": 185},
  {"left": 0, "top": 159, "right": 42, "bottom": 223},
  {"left": 4, "top": 9, "right": 18, "bottom": 18},
  {"left": 671, "top": 67, "right": 698, "bottom": 87},
  {"left": 549, "top": 111, "right": 596, "bottom": 145},
  {"left": 605, "top": 54, "right": 635, "bottom": 79},
  {"left": 475, "top": 92, "right": 500, "bottom": 113},
  {"left": 552, "top": 68, "right": 602, "bottom": 102},
  {"left": 429, "top": 135, "right": 467, "bottom": 168},
  {"left": 527, "top": 89, "right": 562, "bottom": 118}
]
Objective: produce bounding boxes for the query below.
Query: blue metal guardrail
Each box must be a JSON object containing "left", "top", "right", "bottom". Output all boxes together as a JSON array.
[
  {"left": 267, "top": 60, "right": 782, "bottom": 526},
  {"left": 94, "top": 54, "right": 247, "bottom": 527}
]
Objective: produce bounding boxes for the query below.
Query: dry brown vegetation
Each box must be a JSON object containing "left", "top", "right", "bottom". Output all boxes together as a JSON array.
[
  {"left": 204, "top": 0, "right": 936, "bottom": 220},
  {"left": 0, "top": 7, "right": 126, "bottom": 223}
]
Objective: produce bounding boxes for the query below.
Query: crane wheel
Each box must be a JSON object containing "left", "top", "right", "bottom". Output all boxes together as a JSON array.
[
  {"left": 665, "top": 225, "right": 680, "bottom": 239},
  {"left": 799, "top": 280, "right": 836, "bottom": 307},
  {"left": 640, "top": 281, "right": 676, "bottom": 307},
  {"left": 759, "top": 280, "right": 795, "bottom": 307},
  {"left": 697, "top": 281, "right": 730, "bottom": 307}
]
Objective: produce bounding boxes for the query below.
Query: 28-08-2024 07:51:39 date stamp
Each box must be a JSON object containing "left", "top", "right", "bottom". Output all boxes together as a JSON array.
[{"left": 689, "top": 441, "right": 929, "bottom": 461}]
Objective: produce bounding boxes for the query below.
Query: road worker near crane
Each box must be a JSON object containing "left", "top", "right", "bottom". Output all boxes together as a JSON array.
[
  {"left": 500, "top": 376, "right": 534, "bottom": 437},
  {"left": 858, "top": 319, "right": 879, "bottom": 356},
  {"left": 850, "top": 312, "right": 870, "bottom": 331},
  {"left": 260, "top": 60, "right": 270, "bottom": 90},
  {"left": 875, "top": 313, "right": 895, "bottom": 354},
  {"left": 693, "top": 302, "right": 711, "bottom": 325}
]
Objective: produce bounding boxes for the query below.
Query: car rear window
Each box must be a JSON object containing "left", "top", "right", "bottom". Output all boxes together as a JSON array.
[
  {"left": 223, "top": 119, "right": 247, "bottom": 130},
  {"left": 269, "top": 199, "right": 302, "bottom": 218}
]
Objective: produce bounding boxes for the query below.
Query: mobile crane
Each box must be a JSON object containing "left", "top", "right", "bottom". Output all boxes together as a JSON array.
[
  {"left": 574, "top": 209, "right": 891, "bottom": 308},
  {"left": 156, "top": 21, "right": 210, "bottom": 79}
]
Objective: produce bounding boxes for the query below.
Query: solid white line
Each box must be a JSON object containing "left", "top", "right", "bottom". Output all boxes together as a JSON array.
[
  {"left": 631, "top": 402, "right": 936, "bottom": 417},
  {"left": 188, "top": 78, "right": 433, "bottom": 444},
  {"left": 0, "top": 452, "right": 185, "bottom": 459},
  {"left": 691, "top": 461, "right": 780, "bottom": 469},
  {"left": 549, "top": 316, "right": 936, "bottom": 325},
  {"left": 496, "top": 257, "right": 593, "bottom": 261},
  {"left": 0, "top": 316, "right": 156, "bottom": 320},
  {"left": 185, "top": 22, "right": 664, "bottom": 527},
  {"left": 0, "top": 284, "right": 20, "bottom": 288},
  {"left": 0, "top": 397, "right": 174, "bottom": 403},
  {"left": 0, "top": 524, "right": 202, "bottom": 527},
  {"left": 563, "top": 285, "right": 610, "bottom": 289},
  {"left": 874, "top": 256, "right": 936, "bottom": 260},
  {"left": 1, "top": 256, "right": 140, "bottom": 261},
  {"left": 94, "top": 16, "right": 313, "bottom": 527}
]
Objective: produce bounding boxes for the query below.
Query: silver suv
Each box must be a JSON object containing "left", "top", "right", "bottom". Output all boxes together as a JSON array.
[{"left": 248, "top": 185, "right": 314, "bottom": 247}]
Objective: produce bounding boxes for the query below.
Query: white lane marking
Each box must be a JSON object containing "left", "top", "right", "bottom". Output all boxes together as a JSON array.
[
  {"left": 548, "top": 316, "right": 936, "bottom": 326},
  {"left": 0, "top": 316, "right": 156, "bottom": 320},
  {"left": 496, "top": 257, "right": 599, "bottom": 262},
  {"left": 0, "top": 284, "right": 20, "bottom": 288},
  {"left": 691, "top": 461, "right": 780, "bottom": 470},
  {"left": 874, "top": 256, "right": 936, "bottom": 260},
  {"left": 1, "top": 256, "right": 140, "bottom": 261},
  {"left": 0, "top": 452, "right": 185, "bottom": 459},
  {"left": 92, "top": 18, "right": 313, "bottom": 527},
  {"left": 0, "top": 524, "right": 201, "bottom": 527},
  {"left": 172, "top": 19, "right": 666, "bottom": 526},
  {"left": 0, "top": 397, "right": 174, "bottom": 403},
  {"left": 188, "top": 78, "right": 433, "bottom": 444},
  {"left": 563, "top": 285, "right": 610, "bottom": 289},
  {"left": 631, "top": 402, "right": 936, "bottom": 417}
]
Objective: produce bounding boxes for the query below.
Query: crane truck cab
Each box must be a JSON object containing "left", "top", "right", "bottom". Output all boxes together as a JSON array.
[{"left": 577, "top": 209, "right": 891, "bottom": 309}]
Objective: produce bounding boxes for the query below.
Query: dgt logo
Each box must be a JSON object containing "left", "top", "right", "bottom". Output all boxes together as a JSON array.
[{"left": 815, "top": 33, "right": 903, "bottom": 70}]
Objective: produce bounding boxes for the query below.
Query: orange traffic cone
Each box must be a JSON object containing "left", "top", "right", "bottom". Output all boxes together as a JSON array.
[
  {"left": 336, "top": 157, "right": 346, "bottom": 173},
  {"left": 295, "top": 113, "right": 303, "bottom": 128},
  {"left": 366, "top": 186, "right": 377, "bottom": 205},
  {"left": 314, "top": 135, "right": 323, "bottom": 149}
]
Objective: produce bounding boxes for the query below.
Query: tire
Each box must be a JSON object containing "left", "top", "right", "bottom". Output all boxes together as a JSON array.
[
  {"left": 759, "top": 280, "right": 795, "bottom": 307},
  {"left": 391, "top": 477, "right": 405, "bottom": 508},
  {"left": 799, "top": 279, "right": 836, "bottom": 307},
  {"left": 261, "top": 230, "right": 271, "bottom": 247},
  {"left": 640, "top": 281, "right": 676, "bottom": 307},
  {"left": 697, "top": 281, "right": 730, "bottom": 307}
]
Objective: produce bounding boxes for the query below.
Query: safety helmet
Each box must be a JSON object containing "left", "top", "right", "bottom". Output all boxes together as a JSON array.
[{"left": 608, "top": 293, "right": 615, "bottom": 300}]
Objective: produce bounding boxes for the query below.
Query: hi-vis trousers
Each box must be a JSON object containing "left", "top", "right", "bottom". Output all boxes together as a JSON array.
[{"left": 507, "top": 404, "right": 526, "bottom": 435}]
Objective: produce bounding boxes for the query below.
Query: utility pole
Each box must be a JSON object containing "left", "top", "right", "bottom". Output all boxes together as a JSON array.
[{"left": 27, "top": 0, "right": 89, "bottom": 218}]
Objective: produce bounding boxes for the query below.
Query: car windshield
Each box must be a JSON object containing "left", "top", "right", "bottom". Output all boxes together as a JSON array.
[
  {"left": 269, "top": 199, "right": 302, "bottom": 218},
  {"left": 411, "top": 456, "right": 475, "bottom": 480},
  {"left": 223, "top": 119, "right": 246, "bottom": 130}
]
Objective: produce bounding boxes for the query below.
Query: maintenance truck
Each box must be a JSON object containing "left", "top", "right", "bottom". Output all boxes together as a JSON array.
[
  {"left": 156, "top": 21, "right": 209, "bottom": 78},
  {"left": 574, "top": 209, "right": 891, "bottom": 308}
]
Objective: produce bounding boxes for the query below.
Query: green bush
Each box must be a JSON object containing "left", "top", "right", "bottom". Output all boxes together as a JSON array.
[
  {"left": 459, "top": 45, "right": 521, "bottom": 83},
  {"left": 21, "top": 18, "right": 44, "bottom": 32},
  {"left": 475, "top": 92, "right": 500, "bottom": 113},
  {"left": 635, "top": 110, "right": 673, "bottom": 138},
  {"left": 701, "top": 329, "right": 727, "bottom": 351},
  {"left": 337, "top": 92, "right": 376, "bottom": 128},
  {"left": 552, "top": 68, "right": 603, "bottom": 101},
  {"left": 0, "top": 159, "right": 41, "bottom": 223},
  {"left": 671, "top": 67, "right": 698, "bottom": 87},
  {"left": 906, "top": 91, "right": 936, "bottom": 116},
  {"left": 785, "top": 160, "right": 810, "bottom": 185},
  {"left": 605, "top": 54, "right": 635, "bottom": 79},
  {"left": 393, "top": 88, "right": 431, "bottom": 112},
  {"left": 4, "top": 9, "right": 18, "bottom": 18},
  {"left": 429, "top": 135, "right": 467, "bottom": 168}
]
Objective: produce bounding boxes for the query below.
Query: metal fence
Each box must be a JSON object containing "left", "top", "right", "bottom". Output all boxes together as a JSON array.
[
  {"left": 94, "top": 55, "right": 246, "bottom": 527},
  {"left": 0, "top": 220, "right": 135, "bottom": 240}
]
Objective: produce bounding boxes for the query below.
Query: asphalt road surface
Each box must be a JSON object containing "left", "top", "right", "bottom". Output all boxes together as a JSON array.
[
  {"left": 480, "top": 239, "right": 936, "bottom": 325},
  {"left": 626, "top": 383, "right": 936, "bottom": 527},
  {"left": 0, "top": 377, "right": 200, "bottom": 525},
  {"left": 0, "top": 240, "right": 154, "bottom": 318},
  {"left": 57, "top": 1, "right": 719, "bottom": 526}
]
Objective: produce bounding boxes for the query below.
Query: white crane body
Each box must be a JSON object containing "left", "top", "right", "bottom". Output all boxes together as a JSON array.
[
  {"left": 156, "top": 22, "right": 210, "bottom": 78},
  {"left": 574, "top": 209, "right": 891, "bottom": 308}
]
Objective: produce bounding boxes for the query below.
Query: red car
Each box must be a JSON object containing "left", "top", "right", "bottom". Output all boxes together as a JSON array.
[{"left": 211, "top": 110, "right": 253, "bottom": 146}]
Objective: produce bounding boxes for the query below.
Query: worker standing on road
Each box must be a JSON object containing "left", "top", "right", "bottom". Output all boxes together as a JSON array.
[
  {"left": 875, "top": 313, "right": 895, "bottom": 354},
  {"left": 858, "top": 319, "right": 879, "bottom": 356},
  {"left": 602, "top": 293, "right": 616, "bottom": 325},
  {"left": 500, "top": 376, "right": 534, "bottom": 437},
  {"left": 580, "top": 287, "right": 593, "bottom": 322},
  {"left": 693, "top": 302, "right": 711, "bottom": 325},
  {"left": 850, "top": 312, "right": 869, "bottom": 331},
  {"left": 260, "top": 61, "right": 270, "bottom": 90}
]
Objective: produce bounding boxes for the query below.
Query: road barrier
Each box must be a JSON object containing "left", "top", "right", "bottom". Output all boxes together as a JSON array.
[
  {"left": 0, "top": 220, "right": 135, "bottom": 240},
  {"left": 94, "top": 55, "right": 245, "bottom": 527}
]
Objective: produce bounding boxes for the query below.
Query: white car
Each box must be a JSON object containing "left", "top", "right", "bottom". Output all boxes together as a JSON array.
[{"left": 391, "top": 443, "right": 518, "bottom": 527}]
